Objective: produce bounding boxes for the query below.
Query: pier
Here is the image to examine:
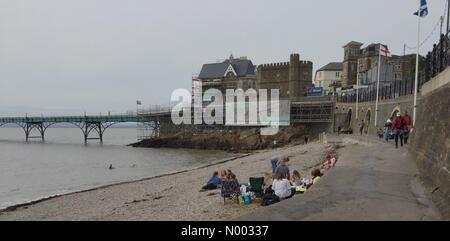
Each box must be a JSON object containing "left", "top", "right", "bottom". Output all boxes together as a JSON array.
[{"left": 0, "top": 112, "right": 171, "bottom": 143}]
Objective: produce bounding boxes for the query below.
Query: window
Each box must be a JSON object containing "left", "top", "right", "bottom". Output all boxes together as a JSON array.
[
  {"left": 238, "top": 80, "right": 243, "bottom": 89},
  {"left": 350, "top": 48, "right": 359, "bottom": 57},
  {"left": 336, "top": 72, "right": 340, "bottom": 78}
]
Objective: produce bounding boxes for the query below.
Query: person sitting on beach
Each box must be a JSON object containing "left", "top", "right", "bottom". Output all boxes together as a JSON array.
[
  {"left": 321, "top": 154, "right": 337, "bottom": 170},
  {"left": 200, "top": 171, "right": 222, "bottom": 191},
  {"left": 290, "top": 170, "right": 302, "bottom": 186},
  {"left": 221, "top": 170, "right": 240, "bottom": 199},
  {"left": 220, "top": 170, "right": 228, "bottom": 181},
  {"left": 272, "top": 172, "right": 295, "bottom": 200},
  {"left": 225, "top": 169, "right": 240, "bottom": 183},
  {"left": 274, "top": 158, "right": 290, "bottom": 180},
  {"left": 303, "top": 169, "right": 323, "bottom": 188},
  {"left": 311, "top": 169, "right": 323, "bottom": 184}
]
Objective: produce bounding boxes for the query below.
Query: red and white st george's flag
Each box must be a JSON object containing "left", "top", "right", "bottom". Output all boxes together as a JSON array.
[{"left": 379, "top": 45, "right": 392, "bottom": 57}]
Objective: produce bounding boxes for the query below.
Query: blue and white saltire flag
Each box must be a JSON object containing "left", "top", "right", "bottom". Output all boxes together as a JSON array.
[{"left": 414, "top": 0, "right": 428, "bottom": 17}]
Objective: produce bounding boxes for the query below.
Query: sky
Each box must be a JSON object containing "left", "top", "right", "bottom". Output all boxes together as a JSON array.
[{"left": 0, "top": 0, "right": 447, "bottom": 116}]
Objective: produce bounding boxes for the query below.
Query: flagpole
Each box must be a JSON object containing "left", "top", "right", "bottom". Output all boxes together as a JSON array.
[
  {"left": 136, "top": 101, "right": 139, "bottom": 140},
  {"left": 356, "top": 59, "right": 360, "bottom": 121},
  {"left": 413, "top": 5, "right": 421, "bottom": 131},
  {"left": 374, "top": 45, "right": 382, "bottom": 127}
]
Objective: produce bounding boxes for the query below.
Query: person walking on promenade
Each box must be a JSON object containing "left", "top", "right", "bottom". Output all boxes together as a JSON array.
[
  {"left": 392, "top": 112, "right": 405, "bottom": 148},
  {"left": 384, "top": 118, "right": 393, "bottom": 142},
  {"left": 359, "top": 120, "right": 365, "bottom": 136},
  {"left": 403, "top": 111, "right": 413, "bottom": 144}
]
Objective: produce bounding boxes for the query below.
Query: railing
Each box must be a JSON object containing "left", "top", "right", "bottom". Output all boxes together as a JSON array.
[
  {"left": 425, "top": 33, "right": 450, "bottom": 81},
  {"left": 137, "top": 106, "right": 172, "bottom": 115},
  {"left": 338, "top": 32, "right": 450, "bottom": 103},
  {"left": 290, "top": 96, "right": 334, "bottom": 103},
  {"left": 0, "top": 114, "right": 159, "bottom": 124}
]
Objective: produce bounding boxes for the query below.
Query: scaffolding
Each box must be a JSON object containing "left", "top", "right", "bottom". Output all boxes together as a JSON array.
[
  {"left": 136, "top": 106, "right": 171, "bottom": 140},
  {"left": 290, "top": 97, "right": 335, "bottom": 123}
]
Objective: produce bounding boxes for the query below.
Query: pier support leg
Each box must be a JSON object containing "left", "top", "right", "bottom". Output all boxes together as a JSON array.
[
  {"left": 97, "top": 123, "right": 103, "bottom": 143},
  {"left": 25, "top": 124, "right": 30, "bottom": 142},
  {"left": 23, "top": 122, "right": 46, "bottom": 142},
  {"left": 84, "top": 124, "right": 89, "bottom": 143},
  {"left": 76, "top": 122, "right": 112, "bottom": 143}
]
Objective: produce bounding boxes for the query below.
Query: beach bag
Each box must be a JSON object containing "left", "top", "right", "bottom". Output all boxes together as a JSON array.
[
  {"left": 238, "top": 195, "right": 245, "bottom": 205},
  {"left": 244, "top": 194, "right": 251, "bottom": 205},
  {"left": 264, "top": 185, "right": 274, "bottom": 195},
  {"left": 261, "top": 193, "right": 280, "bottom": 206}
]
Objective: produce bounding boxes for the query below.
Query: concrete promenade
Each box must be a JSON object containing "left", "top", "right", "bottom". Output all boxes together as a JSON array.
[{"left": 239, "top": 135, "right": 442, "bottom": 221}]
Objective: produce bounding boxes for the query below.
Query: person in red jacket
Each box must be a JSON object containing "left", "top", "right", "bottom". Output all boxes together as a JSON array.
[
  {"left": 392, "top": 112, "right": 405, "bottom": 148},
  {"left": 403, "top": 111, "right": 413, "bottom": 144}
]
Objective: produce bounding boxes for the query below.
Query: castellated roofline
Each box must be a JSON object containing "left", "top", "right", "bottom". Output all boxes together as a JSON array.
[
  {"left": 257, "top": 60, "right": 312, "bottom": 70},
  {"left": 258, "top": 62, "right": 290, "bottom": 69}
]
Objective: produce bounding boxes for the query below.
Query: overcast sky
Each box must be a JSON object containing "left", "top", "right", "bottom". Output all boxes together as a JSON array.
[{"left": 0, "top": 0, "right": 447, "bottom": 116}]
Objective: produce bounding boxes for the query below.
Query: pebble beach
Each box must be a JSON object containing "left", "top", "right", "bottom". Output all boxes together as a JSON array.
[{"left": 0, "top": 141, "right": 337, "bottom": 221}]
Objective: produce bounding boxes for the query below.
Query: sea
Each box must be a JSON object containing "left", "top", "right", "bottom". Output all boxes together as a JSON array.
[{"left": 0, "top": 127, "right": 234, "bottom": 209}]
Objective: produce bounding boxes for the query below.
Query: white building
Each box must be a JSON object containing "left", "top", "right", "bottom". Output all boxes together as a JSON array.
[{"left": 314, "top": 62, "right": 343, "bottom": 95}]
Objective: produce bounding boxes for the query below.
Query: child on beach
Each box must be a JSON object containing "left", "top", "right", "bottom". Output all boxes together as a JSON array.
[
  {"left": 311, "top": 169, "right": 323, "bottom": 184},
  {"left": 321, "top": 154, "right": 337, "bottom": 170},
  {"left": 200, "top": 171, "right": 222, "bottom": 191},
  {"left": 220, "top": 170, "right": 227, "bottom": 181},
  {"left": 290, "top": 170, "right": 302, "bottom": 186},
  {"left": 302, "top": 169, "right": 323, "bottom": 188}
]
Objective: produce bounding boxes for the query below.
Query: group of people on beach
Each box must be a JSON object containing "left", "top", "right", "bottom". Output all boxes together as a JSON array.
[
  {"left": 270, "top": 155, "right": 328, "bottom": 197},
  {"left": 199, "top": 152, "right": 337, "bottom": 207},
  {"left": 382, "top": 111, "right": 413, "bottom": 148}
]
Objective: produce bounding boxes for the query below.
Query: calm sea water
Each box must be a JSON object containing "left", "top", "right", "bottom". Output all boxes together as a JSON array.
[{"left": 0, "top": 127, "right": 234, "bottom": 209}]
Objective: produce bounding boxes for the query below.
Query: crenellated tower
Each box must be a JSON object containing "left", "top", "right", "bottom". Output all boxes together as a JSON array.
[{"left": 289, "top": 53, "right": 301, "bottom": 99}]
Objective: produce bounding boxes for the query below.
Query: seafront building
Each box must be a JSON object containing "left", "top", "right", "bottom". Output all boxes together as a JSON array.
[
  {"left": 336, "top": 41, "right": 422, "bottom": 96},
  {"left": 314, "top": 62, "right": 343, "bottom": 96},
  {"left": 197, "top": 55, "right": 257, "bottom": 94},
  {"left": 196, "top": 54, "right": 313, "bottom": 99}
]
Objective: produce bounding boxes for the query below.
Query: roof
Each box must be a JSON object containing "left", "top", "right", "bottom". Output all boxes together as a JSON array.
[
  {"left": 198, "top": 58, "right": 255, "bottom": 79},
  {"left": 343, "top": 41, "right": 363, "bottom": 48},
  {"left": 317, "top": 62, "right": 343, "bottom": 72}
]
